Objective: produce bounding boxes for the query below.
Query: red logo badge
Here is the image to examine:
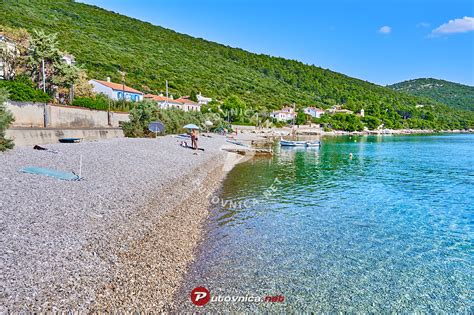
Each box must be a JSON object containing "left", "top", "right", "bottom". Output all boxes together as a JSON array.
[{"left": 191, "top": 286, "right": 210, "bottom": 306}]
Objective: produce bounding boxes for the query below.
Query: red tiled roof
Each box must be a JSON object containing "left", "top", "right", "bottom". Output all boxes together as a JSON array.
[
  {"left": 144, "top": 93, "right": 175, "bottom": 102},
  {"left": 92, "top": 79, "right": 143, "bottom": 94},
  {"left": 175, "top": 98, "right": 200, "bottom": 105}
]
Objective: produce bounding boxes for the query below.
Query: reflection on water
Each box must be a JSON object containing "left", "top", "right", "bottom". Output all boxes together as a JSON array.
[{"left": 179, "top": 134, "right": 474, "bottom": 312}]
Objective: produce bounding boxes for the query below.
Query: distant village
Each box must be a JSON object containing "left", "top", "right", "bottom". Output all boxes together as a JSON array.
[
  {"left": 88, "top": 77, "right": 365, "bottom": 122},
  {"left": 1, "top": 32, "right": 365, "bottom": 124}
]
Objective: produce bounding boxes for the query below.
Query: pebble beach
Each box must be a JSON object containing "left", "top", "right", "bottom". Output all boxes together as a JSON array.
[{"left": 0, "top": 135, "right": 245, "bottom": 312}]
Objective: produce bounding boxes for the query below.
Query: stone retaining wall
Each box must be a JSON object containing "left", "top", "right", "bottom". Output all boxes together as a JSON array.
[{"left": 6, "top": 101, "right": 130, "bottom": 128}]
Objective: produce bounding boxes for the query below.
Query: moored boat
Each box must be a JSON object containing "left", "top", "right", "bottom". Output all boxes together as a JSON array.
[{"left": 280, "top": 138, "right": 320, "bottom": 147}]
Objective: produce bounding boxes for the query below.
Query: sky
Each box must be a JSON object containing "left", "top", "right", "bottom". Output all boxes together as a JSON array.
[{"left": 80, "top": 0, "right": 474, "bottom": 86}]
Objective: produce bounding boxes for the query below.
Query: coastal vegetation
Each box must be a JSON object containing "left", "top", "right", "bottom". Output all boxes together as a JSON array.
[
  {"left": 0, "top": 24, "right": 92, "bottom": 103},
  {"left": 0, "top": 77, "right": 50, "bottom": 103},
  {"left": 122, "top": 101, "right": 225, "bottom": 137},
  {"left": 0, "top": 0, "right": 473, "bottom": 131},
  {"left": 72, "top": 95, "right": 132, "bottom": 112},
  {"left": 388, "top": 78, "right": 474, "bottom": 112},
  {"left": 0, "top": 87, "right": 14, "bottom": 151}
]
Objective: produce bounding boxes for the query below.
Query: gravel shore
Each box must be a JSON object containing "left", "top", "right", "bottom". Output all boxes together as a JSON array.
[{"left": 0, "top": 135, "right": 243, "bottom": 312}]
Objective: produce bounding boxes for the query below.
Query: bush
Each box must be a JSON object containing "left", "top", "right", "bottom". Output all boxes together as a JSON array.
[
  {"left": 318, "top": 113, "right": 364, "bottom": 131},
  {"left": 72, "top": 96, "right": 109, "bottom": 110},
  {"left": 122, "top": 101, "right": 157, "bottom": 137},
  {"left": 72, "top": 95, "right": 132, "bottom": 112},
  {"left": 0, "top": 80, "right": 50, "bottom": 103},
  {"left": 362, "top": 115, "right": 381, "bottom": 130},
  {"left": 0, "top": 87, "right": 14, "bottom": 151}
]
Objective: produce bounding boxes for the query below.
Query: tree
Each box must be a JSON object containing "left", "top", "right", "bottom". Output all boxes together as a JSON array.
[
  {"left": 27, "top": 30, "right": 80, "bottom": 103},
  {"left": 189, "top": 90, "right": 198, "bottom": 102},
  {"left": 27, "top": 29, "right": 62, "bottom": 91},
  {"left": 52, "top": 60, "right": 80, "bottom": 103},
  {"left": 0, "top": 25, "right": 30, "bottom": 80},
  {"left": 362, "top": 115, "right": 381, "bottom": 130},
  {"left": 122, "top": 101, "right": 158, "bottom": 137},
  {"left": 221, "top": 95, "right": 246, "bottom": 122},
  {"left": 0, "top": 87, "right": 14, "bottom": 151},
  {"left": 200, "top": 99, "right": 221, "bottom": 114},
  {"left": 72, "top": 70, "right": 94, "bottom": 98},
  {"left": 296, "top": 110, "right": 307, "bottom": 125}
]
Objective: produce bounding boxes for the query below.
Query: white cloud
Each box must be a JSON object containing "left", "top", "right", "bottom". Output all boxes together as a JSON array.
[
  {"left": 432, "top": 16, "right": 474, "bottom": 35},
  {"left": 378, "top": 26, "right": 392, "bottom": 34}
]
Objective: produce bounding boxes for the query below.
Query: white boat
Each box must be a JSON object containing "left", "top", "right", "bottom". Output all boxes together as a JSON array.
[{"left": 280, "top": 138, "right": 320, "bottom": 147}]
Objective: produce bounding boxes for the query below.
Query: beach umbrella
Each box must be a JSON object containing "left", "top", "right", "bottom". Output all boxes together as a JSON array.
[
  {"left": 204, "top": 120, "right": 213, "bottom": 127},
  {"left": 148, "top": 121, "right": 165, "bottom": 138},
  {"left": 183, "top": 123, "right": 200, "bottom": 130},
  {"left": 148, "top": 121, "right": 165, "bottom": 133}
]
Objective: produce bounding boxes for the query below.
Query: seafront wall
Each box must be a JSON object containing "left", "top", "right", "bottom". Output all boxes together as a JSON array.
[
  {"left": 5, "top": 101, "right": 130, "bottom": 145},
  {"left": 6, "top": 101, "right": 130, "bottom": 128},
  {"left": 5, "top": 127, "right": 125, "bottom": 146}
]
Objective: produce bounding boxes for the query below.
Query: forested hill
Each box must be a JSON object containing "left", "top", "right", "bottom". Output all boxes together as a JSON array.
[
  {"left": 388, "top": 78, "right": 474, "bottom": 111},
  {"left": 1, "top": 0, "right": 473, "bottom": 129}
]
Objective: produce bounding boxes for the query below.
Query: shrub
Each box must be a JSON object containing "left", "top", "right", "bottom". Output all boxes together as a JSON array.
[
  {"left": 122, "top": 101, "right": 158, "bottom": 137},
  {"left": 0, "top": 87, "right": 14, "bottom": 151},
  {"left": 72, "top": 96, "right": 108, "bottom": 110},
  {"left": 72, "top": 94, "right": 132, "bottom": 112},
  {"left": 0, "top": 80, "right": 50, "bottom": 103},
  {"left": 362, "top": 115, "right": 381, "bottom": 130}
]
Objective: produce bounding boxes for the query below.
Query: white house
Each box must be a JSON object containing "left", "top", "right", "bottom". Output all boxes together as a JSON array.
[
  {"left": 303, "top": 107, "right": 325, "bottom": 118},
  {"left": 144, "top": 94, "right": 201, "bottom": 112},
  {"left": 196, "top": 92, "right": 212, "bottom": 105},
  {"left": 175, "top": 97, "right": 201, "bottom": 112},
  {"left": 270, "top": 106, "right": 296, "bottom": 122},
  {"left": 89, "top": 78, "right": 144, "bottom": 102},
  {"left": 0, "top": 35, "right": 18, "bottom": 80}
]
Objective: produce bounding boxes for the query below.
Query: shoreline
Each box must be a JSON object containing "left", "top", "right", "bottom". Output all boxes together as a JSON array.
[
  {"left": 231, "top": 125, "right": 473, "bottom": 137},
  {"left": 0, "top": 135, "right": 249, "bottom": 312}
]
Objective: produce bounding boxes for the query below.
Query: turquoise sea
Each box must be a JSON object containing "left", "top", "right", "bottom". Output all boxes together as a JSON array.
[{"left": 180, "top": 134, "right": 473, "bottom": 312}]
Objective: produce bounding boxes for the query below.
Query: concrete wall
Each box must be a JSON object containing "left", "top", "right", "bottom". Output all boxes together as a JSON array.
[
  {"left": 110, "top": 111, "right": 129, "bottom": 127},
  {"left": 6, "top": 101, "right": 45, "bottom": 128},
  {"left": 49, "top": 104, "right": 110, "bottom": 128},
  {"left": 6, "top": 128, "right": 124, "bottom": 146},
  {"left": 6, "top": 102, "right": 130, "bottom": 128}
]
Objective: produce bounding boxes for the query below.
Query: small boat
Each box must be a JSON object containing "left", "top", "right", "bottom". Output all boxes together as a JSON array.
[
  {"left": 58, "top": 138, "right": 81, "bottom": 143},
  {"left": 280, "top": 138, "right": 320, "bottom": 147}
]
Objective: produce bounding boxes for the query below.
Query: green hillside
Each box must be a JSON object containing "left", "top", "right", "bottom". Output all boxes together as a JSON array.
[
  {"left": 388, "top": 78, "right": 474, "bottom": 111},
  {"left": 1, "top": 0, "right": 473, "bottom": 129}
]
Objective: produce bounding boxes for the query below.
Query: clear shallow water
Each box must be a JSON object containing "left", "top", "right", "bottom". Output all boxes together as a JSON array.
[{"left": 180, "top": 134, "right": 473, "bottom": 312}]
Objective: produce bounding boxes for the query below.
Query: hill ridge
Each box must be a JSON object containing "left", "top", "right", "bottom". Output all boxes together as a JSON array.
[
  {"left": 388, "top": 78, "right": 474, "bottom": 111},
  {"left": 1, "top": 0, "right": 473, "bottom": 129}
]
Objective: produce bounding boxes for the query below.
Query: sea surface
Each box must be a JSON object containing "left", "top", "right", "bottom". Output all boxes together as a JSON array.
[{"left": 179, "top": 134, "right": 473, "bottom": 312}]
